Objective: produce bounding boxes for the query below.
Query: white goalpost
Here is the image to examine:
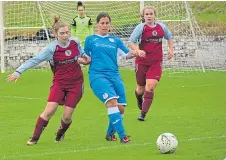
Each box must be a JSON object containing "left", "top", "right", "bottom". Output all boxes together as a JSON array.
[
  {"left": 0, "top": 1, "right": 5, "bottom": 73},
  {"left": 0, "top": 1, "right": 226, "bottom": 73}
]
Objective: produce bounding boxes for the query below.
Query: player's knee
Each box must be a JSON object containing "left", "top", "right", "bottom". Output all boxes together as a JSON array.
[
  {"left": 62, "top": 116, "right": 72, "bottom": 123},
  {"left": 106, "top": 98, "right": 118, "bottom": 107},
  {"left": 137, "top": 86, "right": 145, "bottom": 94},
  {"left": 118, "top": 105, "right": 125, "bottom": 114},
  {"left": 146, "top": 79, "right": 158, "bottom": 91},
  {"left": 145, "top": 83, "right": 157, "bottom": 92},
  {"left": 146, "top": 87, "right": 154, "bottom": 93},
  {"left": 41, "top": 111, "right": 54, "bottom": 120}
]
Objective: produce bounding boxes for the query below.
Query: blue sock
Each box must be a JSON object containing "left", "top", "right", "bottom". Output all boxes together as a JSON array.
[
  {"left": 106, "top": 114, "right": 124, "bottom": 135},
  {"left": 106, "top": 122, "right": 115, "bottom": 135},
  {"left": 107, "top": 107, "right": 126, "bottom": 139}
]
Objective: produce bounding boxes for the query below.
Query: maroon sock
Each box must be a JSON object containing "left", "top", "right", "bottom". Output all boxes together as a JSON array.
[
  {"left": 56, "top": 119, "right": 72, "bottom": 136},
  {"left": 135, "top": 90, "right": 143, "bottom": 105},
  {"left": 142, "top": 91, "right": 154, "bottom": 114},
  {"left": 33, "top": 116, "right": 49, "bottom": 139}
]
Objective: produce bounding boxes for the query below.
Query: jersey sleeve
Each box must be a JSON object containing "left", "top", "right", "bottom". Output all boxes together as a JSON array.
[
  {"left": 128, "top": 23, "right": 144, "bottom": 43},
  {"left": 84, "top": 36, "right": 91, "bottom": 56},
  {"left": 15, "top": 43, "right": 55, "bottom": 74},
  {"left": 71, "top": 18, "right": 77, "bottom": 37},
  {"left": 117, "top": 48, "right": 126, "bottom": 57},
  {"left": 87, "top": 17, "right": 94, "bottom": 35},
  {"left": 71, "top": 18, "right": 76, "bottom": 26},
  {"left": 157, "top": 22, "right": 173, "bottom": 40},
  {"left": 88, "top": 17, "right": 93, "bottom": 26},
  {"left": 117, "top": 37, "right": 130, "bottom": 54}
]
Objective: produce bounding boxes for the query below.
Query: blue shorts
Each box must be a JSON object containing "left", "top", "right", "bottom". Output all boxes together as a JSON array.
[{"left": 90, "top": 76, "right": 127, "bottom": 105}]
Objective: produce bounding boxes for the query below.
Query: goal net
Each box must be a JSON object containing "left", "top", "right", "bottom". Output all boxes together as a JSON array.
[{"left": 1, "top": 1, "right": 226, "bottom": 73}]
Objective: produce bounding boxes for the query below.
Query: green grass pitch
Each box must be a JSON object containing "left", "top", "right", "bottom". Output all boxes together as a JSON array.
[{"left": 0, "top": 69, "right": 225, "bottom": 160}]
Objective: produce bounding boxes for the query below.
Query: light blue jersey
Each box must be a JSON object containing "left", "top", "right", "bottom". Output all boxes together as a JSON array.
[
  {"left": 14, "top": 37, "right": 84, "bottom": 77},
  {"left": 84, "top": 34, "right": 130, "bottom": 140},
  {"left": 84, "top": 34, "right": 130, "bottom": 82},
  {"left": 84, "top": 34, "right": 130, "bottom": 104}
]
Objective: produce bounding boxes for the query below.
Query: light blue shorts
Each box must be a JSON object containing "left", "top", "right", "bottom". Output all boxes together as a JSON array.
[{"left": 90, "top": 76, "right": 127, "bottom": 105}]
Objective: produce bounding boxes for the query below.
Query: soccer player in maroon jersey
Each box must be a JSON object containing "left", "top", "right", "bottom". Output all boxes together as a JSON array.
[
  {"left": 128, "top": 6, "right": 174, "bottom": 121},
  {"left": 7, "top": 16, "right": 90, "bottom": 145}
]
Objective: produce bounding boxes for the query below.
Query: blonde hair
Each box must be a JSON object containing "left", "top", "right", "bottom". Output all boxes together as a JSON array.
[
  {"left": 52, "top": 15, "right": 69, "bottom": 35},
  {"left": 141, "top": 6, "right": 157, "bottom": 22}
]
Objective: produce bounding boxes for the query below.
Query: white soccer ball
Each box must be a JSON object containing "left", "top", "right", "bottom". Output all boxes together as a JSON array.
[{"left": 156, "top": 133, "right": 178, "bottom": 154}]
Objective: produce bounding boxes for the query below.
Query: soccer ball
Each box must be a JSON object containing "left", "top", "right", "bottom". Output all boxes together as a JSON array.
[{"left": 156, "top": 133, "right": 178, "bottom": 154}]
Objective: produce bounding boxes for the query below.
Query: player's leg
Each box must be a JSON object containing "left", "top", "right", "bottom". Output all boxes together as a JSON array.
[
  {"left": 106, "top": 99, "right": 130, "bottom": 143},
  {"left": 105, "top": 105, "right": 125, "bottom": 141},
  {"left": 90, "top": 78, "right": 117, "bottom": 141},
  {"left": 27, "top": 102, "right": 58, "bottom": 145},
  {"left": 90, "top": 78, "right": 130, "bottom": 143},
  {"left": 115, "top": 78, "right": 131, "bottom": 143},
  {"left": 55, "top": 83, "right": 83, "bottom": 142},
  {"left": 27, "top": 85, "right": 64, "bottom": 145},
  {"left": 55, "top": 106, "right": 74, "bottom": 142},
  {"left": 138, "top": 62, "right": 162, "bottom": 121},
  {"left": 106, "top": 76, "right": 127, "bottom": 138},
  {"left": 135, "top": 64, "right": 146, "bottom": 110},
  {"left": 138, "top": 79, "right": 158, "bottom": 121},
  {"left": 136, "top": 85, "right": 145, "bottom": 110}
]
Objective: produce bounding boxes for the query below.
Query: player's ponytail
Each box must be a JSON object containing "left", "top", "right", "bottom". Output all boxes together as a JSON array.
[
  {"left": 52, "top": 15, "right": 68, "bottom": 35},
  {"left": 77, "top": 1, "right": 85, "bottom": 10},
  {"left": 53, "top": 15, "right": 60, "bottom": 25}
]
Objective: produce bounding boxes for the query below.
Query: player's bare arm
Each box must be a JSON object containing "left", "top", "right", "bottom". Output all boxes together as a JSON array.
[{"left": 168, "top": 39, "right": 174, "bottom": 60}]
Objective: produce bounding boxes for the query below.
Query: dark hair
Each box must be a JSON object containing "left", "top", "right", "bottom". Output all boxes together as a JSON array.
[
  {"left": 77, "top": 1, "right": 85, "bottom": 10},
  {"left": 96, "top": 12, "right": 111, "bottom": 23}
]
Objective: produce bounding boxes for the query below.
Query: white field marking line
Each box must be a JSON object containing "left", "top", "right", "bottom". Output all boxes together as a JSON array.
[
  {"left": 1, "top": 81, "right": 225, "bottom": 101},
  {"left": 164, "top": 83, "right": 226, "bottom": 89},
  {"left": 168, "top": 72, "right": 185, "bottom": 74},
  {"left": 1, "top": 135, "right": 226, "bottom": 160},
  {"left": 0, "top": 95, "right": 45, "bottom": 101}
]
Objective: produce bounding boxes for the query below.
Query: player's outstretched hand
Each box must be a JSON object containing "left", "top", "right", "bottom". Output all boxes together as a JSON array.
[
  {"left": 167, "top": 52, "right": 174, "bottom": 65},
  {"left": 7, "top": 74, "right": 19, "bottom": 83},
  {"left": 137, "top": 49, "right": 146, "bottom": 58},
  {"left": 78, "top": 55, "right": 91, "bottom": 65},
  {"left": 168, "top": 52, "right": 174, "bottom": 60}
]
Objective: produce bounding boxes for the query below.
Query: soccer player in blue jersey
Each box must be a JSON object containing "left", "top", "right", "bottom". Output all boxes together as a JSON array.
[
  {"left": 83, "top": 12, "right": 145, "bottom": 143},
  {"left": 128, "top": 6, "right": 174, "bottom": 121},
  {"left": 7, "top": 16, "right": 90, "bottom": 145}
]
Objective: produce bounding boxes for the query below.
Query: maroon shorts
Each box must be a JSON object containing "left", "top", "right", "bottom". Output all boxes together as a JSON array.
[
  {"left": 48, "top": 83, "right": 84, "bottom": 108},
  {"left": 135, "top": 62, "right": 162, "bottom": 86}
]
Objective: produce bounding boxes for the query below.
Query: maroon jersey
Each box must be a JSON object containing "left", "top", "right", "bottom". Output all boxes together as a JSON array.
[
  {"left": 136, "top": 23, "right": 164, "bottom": 65},
  {"left": 52, "top": 40, "right": 83, "bottom": 86}
]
